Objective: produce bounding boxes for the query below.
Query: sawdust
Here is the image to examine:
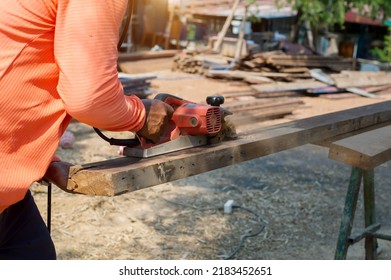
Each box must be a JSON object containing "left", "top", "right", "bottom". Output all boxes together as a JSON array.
[{"left": 31, "top": 59, "right": 391, "bottom": 260}]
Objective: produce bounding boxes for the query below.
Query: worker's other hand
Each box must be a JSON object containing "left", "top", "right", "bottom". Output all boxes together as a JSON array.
[
  {"left": 43, "top": 161, "right": 74, "bottom": 193},
  {"left": 138, "top": 99, "right": 174, "bottom": 143}
]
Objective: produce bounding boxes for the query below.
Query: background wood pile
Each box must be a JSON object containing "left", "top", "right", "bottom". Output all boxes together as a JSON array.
[
  {"left": 172, "top": 49, "right": 391, "bottom": 127},
  {"left": 173, "top": 49, "right": 391, "bottom": 95},
  {"left": 223, "top": 97, "right": 305, "bottom": 128},
  {"left": 172, "top": 50, "right": 354, "bottom": 77},
  {"left": 118, "top": 72, "right": 157, "bottom": 99}
]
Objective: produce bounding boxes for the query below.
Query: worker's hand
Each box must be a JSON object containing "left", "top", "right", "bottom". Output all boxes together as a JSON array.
[
  {"left": 43, "top": 161, "right": 74, "bottom": 193},
  {"left": 138, "top": 99, "right": 174, "bottom": 143}
]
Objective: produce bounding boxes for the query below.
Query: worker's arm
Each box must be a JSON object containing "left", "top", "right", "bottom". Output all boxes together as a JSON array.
[{"left": 54, "top": 0, "right": 145, "bottom": 132}]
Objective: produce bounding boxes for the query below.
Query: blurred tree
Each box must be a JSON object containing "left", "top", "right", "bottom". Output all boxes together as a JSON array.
[
  {"left": 371, "top": 27, "right": 391, "bottom": 63},
  {"left": 275, "top": 0, "right": 391, "bottom": 49}
]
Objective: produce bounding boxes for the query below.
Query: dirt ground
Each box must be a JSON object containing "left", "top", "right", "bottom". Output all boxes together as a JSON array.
[{"left": 32, "top": 57, "right": 391, "bottom": 260}]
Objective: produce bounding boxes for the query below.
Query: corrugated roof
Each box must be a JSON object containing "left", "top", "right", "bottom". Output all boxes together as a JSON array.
[{"left": 344, "top": 10, "right": 386, "bottom": 26}]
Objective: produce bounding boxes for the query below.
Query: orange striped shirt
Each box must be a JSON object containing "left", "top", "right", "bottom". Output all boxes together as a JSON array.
[{"left": 0, "top": 0, "right": 145, "bottom": 212}]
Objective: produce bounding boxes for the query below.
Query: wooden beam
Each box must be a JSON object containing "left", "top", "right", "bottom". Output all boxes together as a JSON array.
[
  {"left": 330, "top": 71, "right": 391, "bottom": 89},
  {"left": 117, "top": 50, "right": 179, "bottom": 62},
  {"left": 66, "top": 101, "right": 391, "bottom": 196},
  {"left": 328, "top": 125, "right": 391, "bottom": 170},
  {"left": 213, "top": 0, "right": 241, "bottom": 53},
  {"left": 312, "top": 120, "right": 391, "bottom": 148},
  {"left": 207, "top": 69, "right": 310, "bottom": 80},
  {"left": 224, "top": 98, "right": 303, "bottom": 112},
  {"left": 229, "top": 106, "right": 297, "bottom": 126},
  {"left": 251, "top": 80, "right": 326, "bottom": 93}
]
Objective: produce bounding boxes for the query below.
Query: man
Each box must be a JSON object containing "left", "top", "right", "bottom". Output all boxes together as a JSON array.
[{"left": 0, "top": 0, "right": 173, "bottom": 259}]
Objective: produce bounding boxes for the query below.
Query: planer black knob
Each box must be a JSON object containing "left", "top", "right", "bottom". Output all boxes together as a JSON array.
[{"left": 206, "top": 96, "right": 224, "bottom": 107}]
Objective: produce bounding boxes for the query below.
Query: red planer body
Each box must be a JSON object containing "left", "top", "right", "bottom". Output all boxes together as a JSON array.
[{"left": 121, "top": 93, "right": 228, "bottom": 158}]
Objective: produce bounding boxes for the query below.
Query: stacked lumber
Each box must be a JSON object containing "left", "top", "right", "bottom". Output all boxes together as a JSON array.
[
  {"left": 172, "top": 50, "right": 231, "bottom": 75},
  {"left": 223, "top": 97, "right": 305, "bottom": 127},
  {"left": 118, "top": 73, "right": 157, "bottom": 98},
  {"left": 207, "top": 69, "right": 310, "bottom": 83},
  {"left": 172, "top": 48, "right": 391, "bottom": 128},
  {"left": 262, "top": 53, "right": 353, "bottom": 72},
  {"left": 172, "top": 50, "right": 354, "bottom": 77}
]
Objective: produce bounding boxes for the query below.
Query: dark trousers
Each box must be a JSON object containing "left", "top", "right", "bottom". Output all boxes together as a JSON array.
[{"left": 0, "top": 190, "right": 56, "bottom": 260}]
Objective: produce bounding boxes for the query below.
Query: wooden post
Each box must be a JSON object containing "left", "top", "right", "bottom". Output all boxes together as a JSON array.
[
  {"left": 164, "top": 5, "right": 175, "bottom": 49},
  {"left": 305, "top": 20, "right": 314, "bottom": 51},
  {"left": 213, "top": 0, "right": 241, "bottom": 52},
  {"left": 234, "top": 4, "right": 248, "bottom": 62}
]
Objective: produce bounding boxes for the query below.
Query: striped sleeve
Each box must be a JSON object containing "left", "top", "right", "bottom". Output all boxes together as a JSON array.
[{"left": 54, "top": 0, "right": 145, "bottom": 132}]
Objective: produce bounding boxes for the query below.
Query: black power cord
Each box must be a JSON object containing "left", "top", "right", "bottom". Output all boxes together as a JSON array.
[
  {"left": 94, "top": 0, "right": 136, "bottom": 145},
  {"left": 223, "top": 205, "right": 266, "bottom": 260},
  {"left": 47, "top": 183, "right": 52, "bottom": 234},
  {"left": 161, "top": 197, "right": 266, "bottom": 260},
  {"left": 93, "top": 127, "right": 139, "bottom": 147}
]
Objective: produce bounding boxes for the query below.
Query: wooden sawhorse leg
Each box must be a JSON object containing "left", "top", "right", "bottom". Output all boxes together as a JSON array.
[
  {"left": 363, "top": 169, "right": 377, "bottom": 259},
  {"left": 335, "top": 167, "right": 378, "bottom": 259}
]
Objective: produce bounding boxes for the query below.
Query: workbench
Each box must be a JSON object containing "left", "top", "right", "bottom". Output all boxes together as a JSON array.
[
  {"left": 67, "top": 100, "right": 391, "bottom": 196},
  {"left": 65, "top": 100, "right": 391, "bottom": 259},
  {"left": 326, "top": 125, "right": 391, "bottom": 259}
]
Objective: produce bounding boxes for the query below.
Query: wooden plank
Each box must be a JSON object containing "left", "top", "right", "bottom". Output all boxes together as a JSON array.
[
  {"left": 118, "top": 72, "right": 157, "bottom": 82},
  {"left": 65, "top": 101, "right": 391, "bottom": 196},
  {"left": 328, "top": 125, "right": 391, "bottom": 170},
  {"left": 244, "top": 75, "right": 274, "bottom": 84},
  {"left": 119, "top": 58, "right": 174, "bottom": 74},
  {"left": 208, "top": 69, "right": 310, "bottom": 80},
  {"left": 224, "top": 98, "right": 303, "bottom": 112},
  {"left": 212, "top": 0, "right": 241, "bottom": 52},
  {"left": 217, "top": 89, "right": 301, "bottom": 99},
  {"left": 312, "top": 120, "right": 391, "bottom": 148},
  {"left": 279, "top": 67, "right": 309, "bottom": 73},
  {"left": 207, "top": 70, "right": 262, "bottom": 79},
  {"left": 251, "top": 80, "right": 326, "bottom": 93},
  {"left": 266, "top": 55, "right": 353, "bottom": 71},
  {"left": 186, "top": 0, "right": 232, "bottom": 8},
  {"left": 309, "top": 68, "right": 377, "bottom": 98},
  {"left": 193, "top": 54, "right": 230, "bottom": 65},
  {"left": 117, "top": 50, "right": 179, "bottom": 62},
  {"left": 318, "top": 93, "right": 357, "bottom": 99},
  {"left": 216, "top": 89, "right": 257, "bottom": 98},
  {"left": 330, "top": 71, "right": 391, "bottom": 89},
  {"left": 229, "top": 106, "right": 297, "bottom": 126}
]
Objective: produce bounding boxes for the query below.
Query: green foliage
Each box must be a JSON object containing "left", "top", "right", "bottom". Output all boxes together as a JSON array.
[
  {"left": 246, "top": 0, "right": 261, "bottom": 23},
  {"left": 371, "top": 27, "right": 391, "bottom": 62},
  {"left": 277, "top": 0, "right": 391, "bottom": 28}
]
